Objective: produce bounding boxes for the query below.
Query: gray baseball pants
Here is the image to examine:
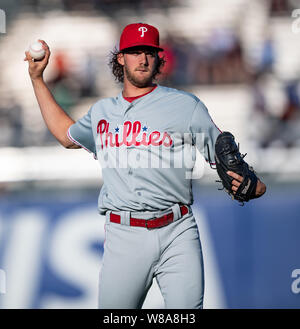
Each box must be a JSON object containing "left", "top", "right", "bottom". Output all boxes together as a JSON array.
[{"left": 98, "top": 204, "right": 204, "bottom": 309}]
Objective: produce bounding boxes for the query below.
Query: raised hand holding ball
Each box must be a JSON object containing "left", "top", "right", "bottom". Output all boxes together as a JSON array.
[
  {"left": 24, "top": 40, "right": 50, "bottom": 80},
  {"left": 28, "top": 41, "right": 46, "bottom": 60}
]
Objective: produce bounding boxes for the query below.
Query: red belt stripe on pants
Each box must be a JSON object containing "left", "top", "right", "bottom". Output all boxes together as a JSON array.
[{"left": 109, "top": 205, "right": 189, "bottom": 229}]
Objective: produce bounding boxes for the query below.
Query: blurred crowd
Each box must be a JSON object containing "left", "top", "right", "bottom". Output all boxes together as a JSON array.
[
  {"left": 250, "top": 73, "right": 300, "bottom": 148},
  {"left": 0, "top": 0, "right": 300, "bottom": 149},
  {"left": 159, "top": 29, "right": 247, "bottom": 86},
  {"left": 0, "top": 48, "right": 101, "bottom": 147},
  {"left": 270, "top": 0, "right": 300, "bottom": 15},
  {"left": 21, "top": 0, "right": 181, "bottom": 14}
]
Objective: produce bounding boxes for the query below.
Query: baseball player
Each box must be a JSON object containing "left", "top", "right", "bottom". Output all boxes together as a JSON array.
[{"left": 25, "top": 23, "right": 266, "bottom": 309}]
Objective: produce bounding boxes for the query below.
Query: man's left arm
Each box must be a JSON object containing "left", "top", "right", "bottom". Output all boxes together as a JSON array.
[
  {"left": 214, "top": 131, "right": 266, "bottom": 203},
  {"left": 189, "top": 100, "right": 266, "bottom": 202}
]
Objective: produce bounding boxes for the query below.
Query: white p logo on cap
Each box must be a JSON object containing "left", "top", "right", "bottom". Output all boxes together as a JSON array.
[{"left": 138, "top": 26, "right": 148, "bottom": 37}]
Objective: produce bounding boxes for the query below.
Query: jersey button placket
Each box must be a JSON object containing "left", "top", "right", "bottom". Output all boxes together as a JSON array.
[
  {"left": 124, "top": 104, "right": 131, "bottom": 175},
  {"left": 124, "top": 102, "right": 137, "bottom": 192}
]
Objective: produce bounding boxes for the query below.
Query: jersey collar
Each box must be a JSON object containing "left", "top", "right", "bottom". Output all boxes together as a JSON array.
[{"left": 116, "top": 84, "right": 161, "bottom": 108}]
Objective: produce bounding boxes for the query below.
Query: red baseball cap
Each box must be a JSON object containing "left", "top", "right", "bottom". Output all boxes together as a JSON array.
[{"left": 119, "top": 23, "right": 163, "bottom": 52}]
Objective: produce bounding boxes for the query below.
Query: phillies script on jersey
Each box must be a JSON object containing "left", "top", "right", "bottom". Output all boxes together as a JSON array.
[{"left": 97, "top": 119, "right": 173, "bottom": 148}]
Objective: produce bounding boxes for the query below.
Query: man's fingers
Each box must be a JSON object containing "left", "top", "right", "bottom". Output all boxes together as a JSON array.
[
  {"left": 232, "top": 179, "right": 240, "bottom": 187},
  {"left": 38, "top": 39, "right": 51, "bottom": 60},
  {"left": 38, "top": 39, "right": 49, "bottom": 53},
  {"left": 38, "top": 39, "right": 48, "bottom": 47},
  {"left": 227, "top": 171, "right": 243, "bottom": 193},
  {"left": 227, "top": 171, "right": 243, "bottom": 182},
  {"left": 24, "top": 51, "right": 33, "bottom": 62}
]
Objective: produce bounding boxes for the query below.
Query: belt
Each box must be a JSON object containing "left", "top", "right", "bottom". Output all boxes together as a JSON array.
[{"left": 109, "top": 205, "right": 189, "bottom": 229}]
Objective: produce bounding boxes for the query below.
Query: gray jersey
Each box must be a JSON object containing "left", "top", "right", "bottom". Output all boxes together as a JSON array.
[{"left": 68, "top": 85, "right": 221, "bottom": 214}]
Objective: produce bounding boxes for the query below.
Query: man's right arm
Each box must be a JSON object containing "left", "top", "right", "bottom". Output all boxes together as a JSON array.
[{"left": 25, "top": 39, "right": 80, "bottom": 149}]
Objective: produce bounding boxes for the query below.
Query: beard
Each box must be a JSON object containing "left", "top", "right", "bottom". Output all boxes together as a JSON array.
[{"left": 124, "top": 64, "right": 156, "bottom": 88}]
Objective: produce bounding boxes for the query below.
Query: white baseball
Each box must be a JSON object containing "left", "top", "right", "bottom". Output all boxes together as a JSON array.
[{"left": 28, "top": 41, "right": 46, "bottom": 60}]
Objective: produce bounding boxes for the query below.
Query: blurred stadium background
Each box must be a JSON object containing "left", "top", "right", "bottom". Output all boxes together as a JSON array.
[{"left": 0, "top": 0, "right": 300, "bottom": 308}]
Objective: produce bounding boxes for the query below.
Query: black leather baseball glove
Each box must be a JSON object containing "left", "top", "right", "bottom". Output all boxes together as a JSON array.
[{"left": 214, "top": 132, "right": 258, "bottom": 203}]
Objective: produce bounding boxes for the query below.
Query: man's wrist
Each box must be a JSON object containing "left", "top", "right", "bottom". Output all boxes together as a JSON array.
[
  {"left": 31, "top": 76, "right": 45, "bottom": 85},
  {"left": 255, "top": 179, "right": 266, "bottom": 198}
]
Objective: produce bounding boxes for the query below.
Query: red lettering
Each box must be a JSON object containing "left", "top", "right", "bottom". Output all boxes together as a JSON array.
[
  {"left": 140, "top": 132, "right": 149, "bottom": 146},
  {"left": 149, "top": 131, "right": 162, "bottom": 146},
  {"left": 97, "top": 119, "right": 107, "bottom": 134},
  {"left": 123, "top": 121, "right": 132, "bottom": 146},
  {"left": 106, "top": 132, "right": 116, "bottom": 147},
  {"left": 131, "top": 121, "right": 142, "bottom": 146},
  {"left": 97, "top": 119, "right": 108, "bottom": 148},
  {"left": 161, "top": 132, "right": 173, "bottom": 147},
  {"left": 96, "top": 119, "right": 173, "bottom": 149},
  {"left": 115, "top": 133, "right": 123, "bottom": 147}
]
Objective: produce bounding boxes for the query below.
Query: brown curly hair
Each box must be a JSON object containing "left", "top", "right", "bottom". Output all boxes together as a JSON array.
[{"left": 108, "top": 47, "right": 166, "bottom": 83}]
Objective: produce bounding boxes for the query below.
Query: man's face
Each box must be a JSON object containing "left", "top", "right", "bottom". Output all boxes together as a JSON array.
[{"left": 118, "top": 46, "right": 158, "bottom": 88}]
